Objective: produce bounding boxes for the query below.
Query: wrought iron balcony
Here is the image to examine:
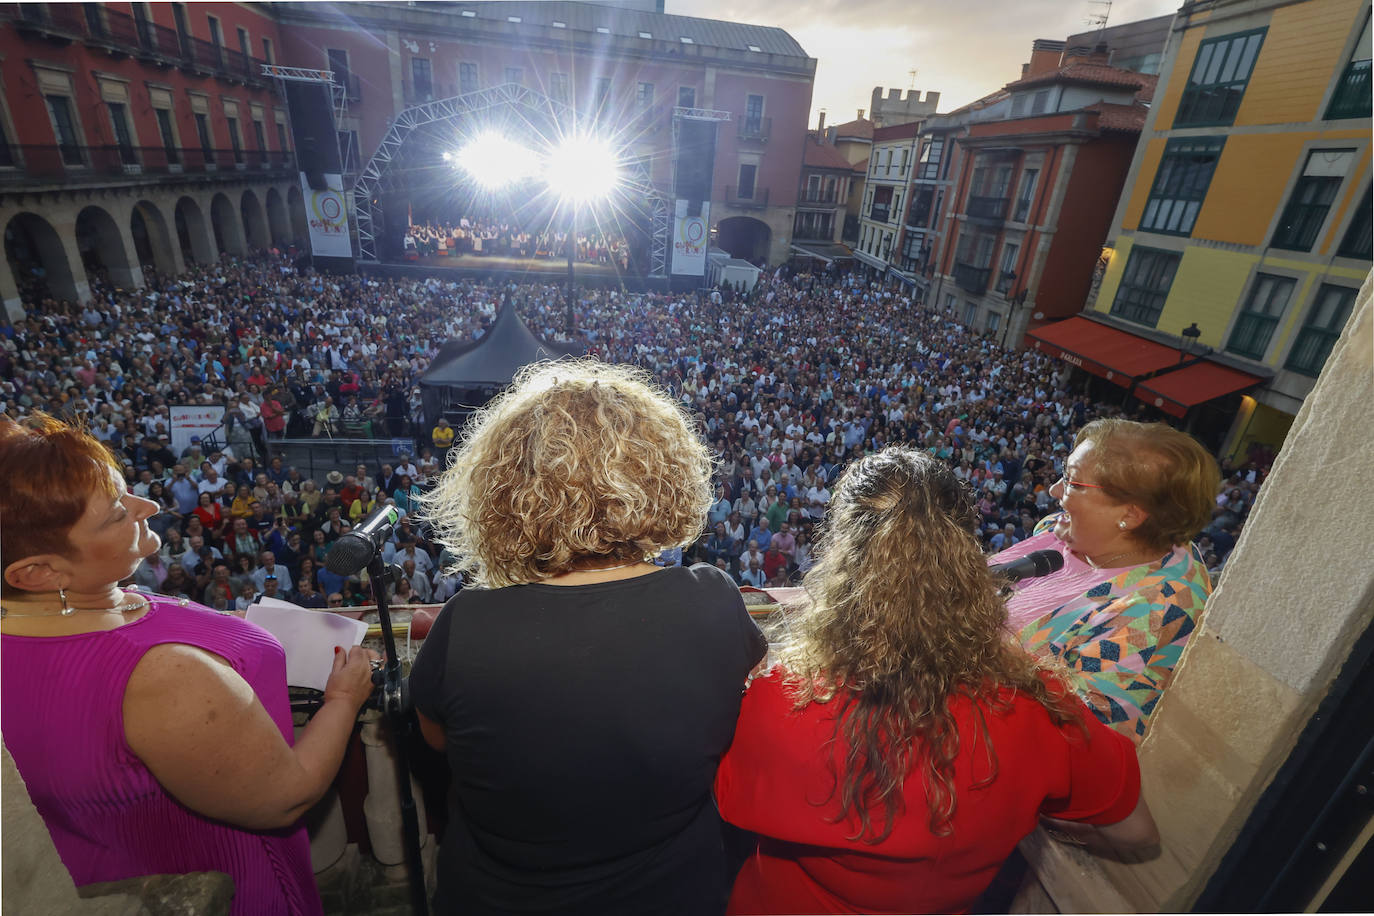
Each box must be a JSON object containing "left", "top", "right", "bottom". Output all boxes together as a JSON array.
[
  {"left": 869, "top": 204, "right": 891, "bottom": 223},
  {"left": 737, "top": 116, "right": 771, "bottom": 142},
  {"left": 724, "top": 185, "right": 770, "bottom": 208},
  {"left": 2, "top": 4, "right": 274, "bottom": 89},
  {"left": 1326, "top": 58, "right": 1371, "bottom": 120},
  {"left": 967, "top": 195, "right": 1010, "bottom": 220},
  {"left": 953, "top": 261, "right": 991, "bottom": 293},
  {"left": 0, "top": 144, "right": 295, "bottom": 186},
  {"left": 799, "top": 188, "right": 838, "bottom": 205}
]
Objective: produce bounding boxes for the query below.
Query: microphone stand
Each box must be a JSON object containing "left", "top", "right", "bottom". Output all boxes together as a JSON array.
[{"left": 365, "top": 555, "right": 428, "bottom": 916}]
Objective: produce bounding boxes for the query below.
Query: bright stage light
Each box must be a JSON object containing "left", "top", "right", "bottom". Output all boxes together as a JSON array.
[
  {"left": 456, "top": 133, "right": 538, "bottom": 189},
  {"left": 545, "top": 135, "right": 621, "bottom": 203}
]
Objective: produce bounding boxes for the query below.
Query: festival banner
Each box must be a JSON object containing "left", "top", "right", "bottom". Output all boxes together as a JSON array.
[
  {"left": 671, "top": 199, "right": 710, "bottom": 277},
  {"left": 300, "top": 173, "right": 353, "bottom": 258},
  {"left": 169, "top": 404, "right": 226, "bottom": 458}
]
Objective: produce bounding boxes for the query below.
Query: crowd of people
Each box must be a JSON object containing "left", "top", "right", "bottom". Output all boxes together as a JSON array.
[
  {"left": 2, "top": 246, "right": 1279, "bottom": 916},
  {"left": 404, "top": 218, "right": 632, "bottom": 269},
  {"left": 0, "top": 252, "right": 1265, "bottom": 613}
]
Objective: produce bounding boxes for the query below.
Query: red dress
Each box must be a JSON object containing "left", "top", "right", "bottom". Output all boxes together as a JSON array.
[{"left": 715, "top": 670, "right": 1140, "bottom": 914}]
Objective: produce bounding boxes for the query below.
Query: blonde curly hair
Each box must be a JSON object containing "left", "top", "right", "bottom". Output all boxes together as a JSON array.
[
  {"left": 420, "top": 358, "right": 713, "bottom": 588},
  {"left": 773, "top": 447, "right": 1082, "bottom": 843}
]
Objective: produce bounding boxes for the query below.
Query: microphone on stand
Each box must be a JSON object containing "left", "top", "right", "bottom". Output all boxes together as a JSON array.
[
  {"left": 989, "top": 549, "right": 1065, "bottom": 583},
  {"left": 326, "top": 505, "right": 400, "bottom": 576}
]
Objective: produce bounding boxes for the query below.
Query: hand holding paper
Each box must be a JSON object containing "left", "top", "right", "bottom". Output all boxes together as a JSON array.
[{"left": 245, "top": 598, "right": 370, "bottom": 691}]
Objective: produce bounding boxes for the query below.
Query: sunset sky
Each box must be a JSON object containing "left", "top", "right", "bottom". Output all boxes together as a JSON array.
[{"left": 678, "top": 0, "right": 1182, "bottom": 126}]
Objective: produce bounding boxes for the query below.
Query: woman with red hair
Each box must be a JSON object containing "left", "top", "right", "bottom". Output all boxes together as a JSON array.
[{"left": 0, "top": 413, "right": 377, "bottom": 916}]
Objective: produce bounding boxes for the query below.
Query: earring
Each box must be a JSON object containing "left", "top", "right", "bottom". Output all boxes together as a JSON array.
[
  {"left": 1118, "top": 520, "right": 1128, "bottom": 530},
  {"left": 59, "top": 586, "right": 72, "bottom": 616}
]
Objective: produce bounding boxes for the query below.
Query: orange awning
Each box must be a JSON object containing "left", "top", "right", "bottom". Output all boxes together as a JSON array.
[
  {"left": 1135, "top": 361, "right": 1264, "bottom": 418},
  {"left": 1026, "top": 317, "right": 1181, "bottom": 387}
]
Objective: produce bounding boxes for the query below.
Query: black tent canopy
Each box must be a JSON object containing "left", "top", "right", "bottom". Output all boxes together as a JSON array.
[{"left": 418, "top": 301, "right": 583, "bottom": 432}]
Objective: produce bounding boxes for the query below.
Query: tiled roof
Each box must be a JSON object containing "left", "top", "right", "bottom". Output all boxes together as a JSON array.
[
  {"left": 1088, "top": 101, "right": 1149, "bottom": 132},
  {"left": 1005, "top": 62, "right": 1151, "bottom": 92},
  {"left": 1132, "top": 73, "right": 1159, "bottom": 103},
  {"left": 833, "top": 117, "right": 874, "bottom": 139},
  {"left": 803, "top": 136, "right": 855, "bottom": 170},
  {"left": 852, "top": 156, "right": 869, "bottom": 173}
]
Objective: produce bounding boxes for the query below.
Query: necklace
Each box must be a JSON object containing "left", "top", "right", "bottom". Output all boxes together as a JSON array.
[
  {"left": 0, "top": 593, "right": 150, "bottom": 620},
  {"left": 1085, "top": 548, "right": 1155, "bottom": 570},
  {"left": 575, "top": 560, "right": 644, "bottom": 573}
]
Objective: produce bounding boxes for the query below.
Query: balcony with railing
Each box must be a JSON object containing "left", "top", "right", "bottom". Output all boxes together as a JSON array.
[
  {"left": 966, "top": 195, "right": 1010, "bottom": 221},
  {"left": 1326, "top": 58, "right": 1371, "bottom": 120},
  {"left": 799, "top": 187, "right": 838, "bottom": 206},
  {"left": 0, "top": 144, "right": 296, "bottom": 186},
  {"left": 737, "top": 116, "right": 771, "bottom": 142},
  {"left": 1, "top": 4, "right": 274, "bottom": 90},
  {"left": 792, "top": 223, "right": 835, "bottom": 242},
  {"left": 724, "top": 185, "right": 769, "bottom": 208},
  {"left": 953, "top": 261, "right": 991, "bottom": 293},
  {"left": 869, "top": 203, "right": 891, "bottom": 224}
]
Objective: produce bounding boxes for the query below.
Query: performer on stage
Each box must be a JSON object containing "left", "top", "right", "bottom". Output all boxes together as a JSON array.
[
  {"left": 411, "top": 359, "right": 765, "bottom": 915},
  {"left": 0, "top": 413, "right": 378, "bottom": 916},
  {"left": 715, "top": 448, "right": 1157, "bottom": 914},
  {"left": 989, "top": 418, "right": 1219, "bottom": 741}
]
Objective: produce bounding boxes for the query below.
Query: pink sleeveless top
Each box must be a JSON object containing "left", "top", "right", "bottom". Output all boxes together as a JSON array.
[{"left": 1, "top": 596, "right": 321, "bottom": 916}]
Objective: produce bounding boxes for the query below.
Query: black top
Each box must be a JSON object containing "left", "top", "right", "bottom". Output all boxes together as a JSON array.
[{"left": 409, "top": 563, "right": 765, "bottom": 915}]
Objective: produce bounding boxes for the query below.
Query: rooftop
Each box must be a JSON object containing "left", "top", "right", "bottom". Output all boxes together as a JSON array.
[
  {"left": 872, "top": 121, "right": 923, "bottom": 142},
  {"left": 1087, "top": 101, "right": 1150, "bottom": 132},
  {"left": 832, "top": 117, "right": 875, "bottom": 140},
  {"left": 1005, "top": 61, "right": 1153, "bottom": 92},
  {"left": 333, "top": 0, "right": 813, "bottom": 57},
  {"left": 802, "top": 135, "right": 855, "bottom": 170}
]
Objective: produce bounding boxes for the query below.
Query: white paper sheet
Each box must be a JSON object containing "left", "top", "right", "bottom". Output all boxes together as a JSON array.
[{"left": 245, "top": 598, "right": 369, "bottom": 691}]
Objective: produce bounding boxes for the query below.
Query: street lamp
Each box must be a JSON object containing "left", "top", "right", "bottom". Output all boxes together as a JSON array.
[{"left": 1180, "top": 322, "right": 1202, "bottom": 363}]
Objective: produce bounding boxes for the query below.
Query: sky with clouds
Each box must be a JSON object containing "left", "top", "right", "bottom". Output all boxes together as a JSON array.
[{"left": 676, "top": 0, "right": 1181, "bottom": 126}]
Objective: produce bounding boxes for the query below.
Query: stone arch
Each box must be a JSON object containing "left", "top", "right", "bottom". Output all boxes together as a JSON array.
[
  {"left": 287, "top": 184, "right": 308, "bottom": 245},
  {"left": 239, "top": 188, "right": 269, "bottom": 251},
  {"left": 175, "top": 196, "right": 215, "bottom": 265},
  {"left": 75, "top": 204, "right": 139, "bottom": 289},
  {"left": 131, "top": 200, "right": 179, "bottom": 277},
  {"left": 210, "top": 191, "right": 246, "bottom": 256},
  {"left": 265, "top": 186, "right": 290, "bottom": 247},
  {"left": 716, "top": 216, "right": 772, "bottom": 264},
  {"left": 4, "top": 211, "right": 80, "bottom": 305}
]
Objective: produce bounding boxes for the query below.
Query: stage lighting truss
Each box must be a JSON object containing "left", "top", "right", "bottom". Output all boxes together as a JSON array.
[{"left": 352, "top": 83, "right": 668, "bottom": 276}]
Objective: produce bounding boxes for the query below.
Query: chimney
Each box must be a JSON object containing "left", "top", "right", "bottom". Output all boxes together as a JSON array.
[
  {"left": 817, "top": 109, "right": 826, "bottom": 133},
  {"left": 857, "top": 108, "right": 865, "bottom": 119},
  {"left": 1027, "top": 38, "right": 1066, "bottom": 77},
  {"left": 826, "top": 125, "right": 837, "bottom": 144}
]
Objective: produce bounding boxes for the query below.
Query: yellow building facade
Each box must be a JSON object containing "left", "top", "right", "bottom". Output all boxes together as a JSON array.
[{"left": 1087, "top": 0, "right": 1370, "bottom": 460}]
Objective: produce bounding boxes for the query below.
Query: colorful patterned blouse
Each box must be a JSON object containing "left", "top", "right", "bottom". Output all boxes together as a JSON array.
[{"left": 1013, "top": 514, "right": 1212, "bottom": 742}]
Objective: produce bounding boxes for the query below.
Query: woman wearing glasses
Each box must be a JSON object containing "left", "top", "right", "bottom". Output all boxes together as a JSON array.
[{"left": 988, "top": 418, "right": 1219, "bottom": 742}]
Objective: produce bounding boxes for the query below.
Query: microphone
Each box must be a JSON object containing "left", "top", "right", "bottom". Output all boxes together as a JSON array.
[
  {"left": 989, "top": 549, "right": 1065, "bottom": 583},
  {"left": 327, "top": 505, "right": 400, "bottom": 576}
]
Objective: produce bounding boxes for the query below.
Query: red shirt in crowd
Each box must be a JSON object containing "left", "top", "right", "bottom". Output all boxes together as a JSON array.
[{"left": 715, "top": 670, "right": 1140, "bottom": 914}]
